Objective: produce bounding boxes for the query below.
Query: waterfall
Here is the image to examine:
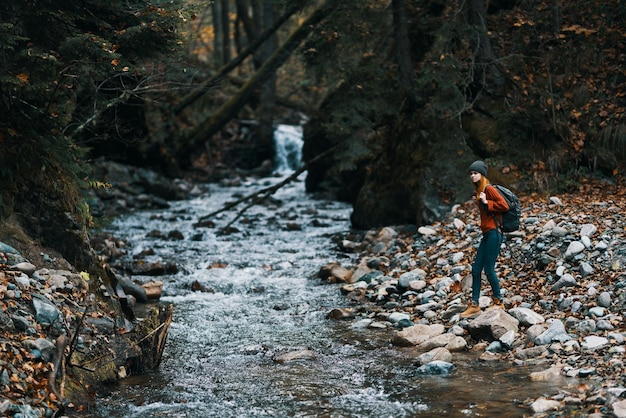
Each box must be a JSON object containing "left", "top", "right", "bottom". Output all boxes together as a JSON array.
[{"left": 273, "top": 124, "right": 303, "bottom": 174}]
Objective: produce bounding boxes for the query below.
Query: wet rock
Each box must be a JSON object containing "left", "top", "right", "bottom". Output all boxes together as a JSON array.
[
  {"left": 118, "top": 276, "right": 148, "bottom": 302},
  {"left": 274, "top": 350, "right": 317, "bottom": 363},
  {"left": 415, "top": 347, "right": 452, "bottom": 365},
  {"left": 167, "top": 230, "right": 185, "bottom": 240},
  {"left": 142, "top": 280, "right": 163, "bottom": 300},
  {"left": 326, "top": 308, "right": 355, "bottom": 320},
  {"left": 515, "top": 345, "right": 548, "bottom": 360},
  {"left": 130, "top": 260, "right": 178, "bottom": 276},
  {"left": 392, "top": 323, "right": 444, "bottom": 347},
  {"left": 414, "top": 360, "right": 455, "bottom": 375},
  {"left": 317, "top": 262, "right": 352, "bottom": 283},
  {"left": 531, "top": 397, "right": 562, "bottom": 413},
  {"left": 530, "top": 365, "right": 564, "bottom": 381}
]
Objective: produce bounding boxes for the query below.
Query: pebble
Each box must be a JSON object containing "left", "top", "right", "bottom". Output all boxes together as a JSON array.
[{"left": 322, "top": 190, "right": 626, "bottom": 416}]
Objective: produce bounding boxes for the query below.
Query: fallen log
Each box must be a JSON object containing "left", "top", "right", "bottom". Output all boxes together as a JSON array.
[{"left": 194, "top": 144, "right": 340, "bottom": 231}]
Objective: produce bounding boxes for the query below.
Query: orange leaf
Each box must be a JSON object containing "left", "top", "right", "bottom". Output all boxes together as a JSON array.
[{"left": 16, "top": 73, "right": 29, "bottom": 83}]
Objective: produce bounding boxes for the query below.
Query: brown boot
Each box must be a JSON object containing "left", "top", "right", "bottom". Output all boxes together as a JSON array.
[
  {"left": 460, "top": 301, "right": 481, "bottom": 318},
  {"left": 487, "top": 297, "right": 504, "bottom": 310}
]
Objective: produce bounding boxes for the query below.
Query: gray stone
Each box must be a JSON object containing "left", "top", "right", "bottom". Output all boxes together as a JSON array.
[
  {"left": 551, "top": 274, "right": 577, "bottom": 291},
  {"left": 415, "top": 347, "right": 452, "bottom": 365},
  {"left": 509, "top": 307, "right": 545, "bottom": 326},
  {"left": 499, "top": 329, "right": 517, "bottom": 348},
  {"left": 535, "top": 319, "right": 571, "bottom": 345},
  {"left": 32, "top": 294, "right": 61, "bottom": 326},
  {"left": 597, "top": 291, "right": 611, "bottom": 308},
  {"left": 414, "top": 360, "right": 455, "bottom": 375},
  {"left": 579, "top": 262, "right": 594, "bottom": 277},
  {"left": 388, "top": 312, "right": 411, "bottom": 323},
  {"left": 576, "top": 319, "right": 596, "bottom": 334},
  {"left": 515, "top": 345, "right": 548, "bottom": 360},
  {"left": 589, "top": 306, "right": 606, "bottom": 317},
  {"left": 596, "top": 319, "right": 614, "bottom": 330},
  {"left": 580, "top": 223, "right": 597, "bottom": 237},
  {"left": 11, "top": 262, "right": 36, "bottom": 276},
  {"left": 565, "top": 241, "right": 585, "bottom": 258},
  {"left": 468, "top": 309, "right": 519, "bottom": 342},
  {"left": 581, "top": 336, "right": 608, "bottom": 351},
  {"left": 29, "top": 337, "right": 56, "bottom": 362},
  {"left": 0, "top": 311, "right": 15, "bottom": 331}
]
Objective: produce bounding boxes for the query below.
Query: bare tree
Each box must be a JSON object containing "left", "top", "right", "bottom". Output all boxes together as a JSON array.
[
  {"left": 256, "top": 0, "right": 278, "bottom": 148},
  {"left": 179, "top": 1, "right": 338, "bottom": 160}
]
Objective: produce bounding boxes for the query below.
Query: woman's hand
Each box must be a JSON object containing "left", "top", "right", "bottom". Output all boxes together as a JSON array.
[{"left": 479, "top": 192, "right": 488, "bottom": 204}]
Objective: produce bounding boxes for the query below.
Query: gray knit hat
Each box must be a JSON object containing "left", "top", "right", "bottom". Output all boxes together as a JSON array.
[{"left": 468, "top": 160, "right": 487, "bottom": 176}]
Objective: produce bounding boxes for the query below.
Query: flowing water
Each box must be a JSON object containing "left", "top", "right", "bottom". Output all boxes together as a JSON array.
[{"left": 84, "top": 128, "right": 574, "bottom": 418}]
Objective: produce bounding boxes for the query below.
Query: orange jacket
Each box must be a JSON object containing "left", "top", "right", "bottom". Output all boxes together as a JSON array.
[{"left": 477, "top": 184, "right": 509, "bottom": 233}]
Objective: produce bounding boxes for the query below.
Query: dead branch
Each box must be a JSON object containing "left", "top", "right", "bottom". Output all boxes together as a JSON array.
[
  {"left": 182, "top": 1, "right": 338, "bottom": 156},
  {"left": 48, "top": 334, "right": 69, "bottom": 402},
  {"left": 173, "top": 2, "right": 304, "bottom": 116},
  {"left": 194, "top": 144, "right": 341, "bottom": 228}
]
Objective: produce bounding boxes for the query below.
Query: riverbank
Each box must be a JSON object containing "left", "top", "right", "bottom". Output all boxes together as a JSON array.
[
  {"left": 0, "top": 160, "right": 196, "bottom": 417},
  {"left": 320, "top": 177, "right": 626, "bottom": 417},
  {"left": 2, "top": 163, "right": 625, "bottom": 417}
]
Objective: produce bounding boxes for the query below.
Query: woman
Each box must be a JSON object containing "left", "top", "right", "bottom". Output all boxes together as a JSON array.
[{"left": 460, "top": 160, "right": 509, "bottom": 318}]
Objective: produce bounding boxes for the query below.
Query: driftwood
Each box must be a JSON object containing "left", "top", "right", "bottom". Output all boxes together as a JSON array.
[{"left": 194, "top": 145, "right": 340, "bottom": 230}]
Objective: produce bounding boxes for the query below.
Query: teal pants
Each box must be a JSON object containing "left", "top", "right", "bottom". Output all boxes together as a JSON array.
[{"left": 471, "top": 228, "right": 503, "bottom": 303}]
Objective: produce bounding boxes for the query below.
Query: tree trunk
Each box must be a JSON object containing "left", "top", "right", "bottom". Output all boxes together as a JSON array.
[
  {"left": 464, "top": 0, "right": 505, "bottom": 87},
  {"left": 212, "top": 1, "right": 223, "bottom": 64},
  {"left": 173, "top": 3, "right": 302, "bottom": 116},
  {"left": 180, "top": 0, "right": 338, "bottom": 163},
  {"left": 236, "top": 0, "right": 258, "bottom": 44},
  {"left": 220, "top": 0, "right": 231, "bottom": 63},
  {"left": 552, "top": 0, "right": 561, "bottom": 34},
  {"left": 392, "top": 0, "right": 420, "bottom": 112},
  {"left": 257, "top": 0, "right": 278, "bottom": 149}
]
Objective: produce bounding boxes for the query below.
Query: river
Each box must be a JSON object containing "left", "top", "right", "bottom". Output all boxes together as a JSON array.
[{"left": 84, "top": 128, "right": 571, "bottom": 418}]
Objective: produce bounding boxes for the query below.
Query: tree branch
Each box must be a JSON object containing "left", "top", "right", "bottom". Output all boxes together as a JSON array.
[
  {"left": 173, "top": 2, "right": 304, "bottom": 116},
  {"left": 181, "top": 0, "right": 338, "bottom": 155},
  {"left": 194, "top": 144, "right": 341, "bottom": 228}
]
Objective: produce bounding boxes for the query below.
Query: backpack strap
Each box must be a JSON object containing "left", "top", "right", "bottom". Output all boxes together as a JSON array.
[{"left": 482, "top": 184, "right": 504, "bottom": 234}]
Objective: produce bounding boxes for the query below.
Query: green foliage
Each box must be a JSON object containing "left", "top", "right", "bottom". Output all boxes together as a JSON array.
[{"left": 0, "top": 0, "right": 186, "bottom": 223}]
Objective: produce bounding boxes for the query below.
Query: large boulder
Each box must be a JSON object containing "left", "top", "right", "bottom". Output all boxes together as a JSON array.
[{"left": 467, "top": 309, "right": 519, "bottom": 342}]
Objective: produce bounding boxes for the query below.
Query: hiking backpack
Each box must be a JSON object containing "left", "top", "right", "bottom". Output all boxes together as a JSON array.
[{"left": 488, "top": 184, "right": 521, "bottom": 233}]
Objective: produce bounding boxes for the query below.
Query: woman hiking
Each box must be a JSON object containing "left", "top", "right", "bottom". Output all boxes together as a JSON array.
[{"left": 460, "top": 160, "right": 509, "bottom": 318}]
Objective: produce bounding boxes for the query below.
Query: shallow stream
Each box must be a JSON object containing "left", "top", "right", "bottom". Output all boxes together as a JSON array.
[{"left": 85, "top": 172, "right": 571, "bottom": 418}]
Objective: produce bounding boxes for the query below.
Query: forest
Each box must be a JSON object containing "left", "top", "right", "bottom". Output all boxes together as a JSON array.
[
  {"left": 0, "top": 0, "right": 625, "bottom": 414},
  {"left": 1, "top": 0, "right": 625, "bottom": 261}
]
